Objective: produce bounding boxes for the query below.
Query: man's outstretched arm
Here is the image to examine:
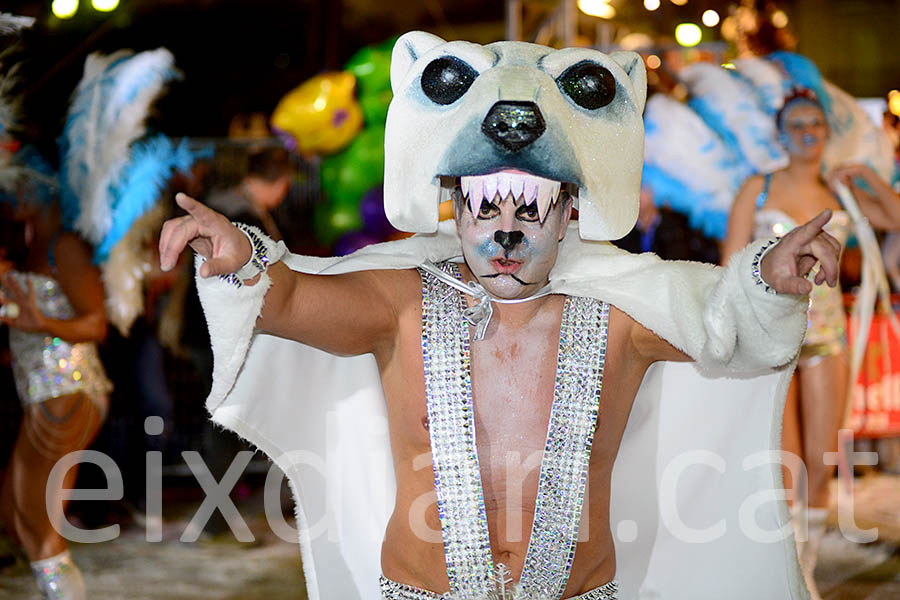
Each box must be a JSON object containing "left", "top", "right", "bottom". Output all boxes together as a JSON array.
[
  {"left": 159, "top": 193, "right": 404, "bottom": 358},
  {"left": 629, "top": 209, "right": 841, "bottom": 367}
]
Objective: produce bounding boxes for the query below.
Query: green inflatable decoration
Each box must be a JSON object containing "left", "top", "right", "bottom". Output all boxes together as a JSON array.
[
  {"left": 345, "top": 40, "right": 395, "bottom": 126},
  {"left": 344, "top": 41, "right": 393, "bottom": 97},
  {"left": 314, "top": 201, "right": 363, "bottom": 246},
  {"left": 315, "top": 38, "right": 397, "bottom": 247},
  {"left": 320, "top": 124, "right": 386, "bottom": 206},
  {"left": 358, "top": 90, "right": 392, "bottom": 125}
]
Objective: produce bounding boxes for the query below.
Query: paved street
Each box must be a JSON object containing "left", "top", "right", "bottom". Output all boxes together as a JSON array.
[{"left": 1, "top": 474, "right": 899, "bottom": 599}]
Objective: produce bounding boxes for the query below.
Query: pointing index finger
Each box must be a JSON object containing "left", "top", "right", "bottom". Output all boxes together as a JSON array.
[
  {"left": 790, "top": 209, "right": 832, "bottom": 246},
  {"left": 175, "top": 193, "right": 217, "bottom": 226}
]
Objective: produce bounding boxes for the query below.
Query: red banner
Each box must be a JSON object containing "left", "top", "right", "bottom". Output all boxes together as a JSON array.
[{"left": 847, "top": 313, "right": 900, "bottom": 437}]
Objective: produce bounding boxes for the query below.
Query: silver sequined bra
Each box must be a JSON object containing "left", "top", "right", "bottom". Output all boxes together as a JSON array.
[
  {"left": 393, "top": 262, "right": 613, "bottom": 600},
  {"left": 7, "top": 272, "right": 112, "bottom": 407}
]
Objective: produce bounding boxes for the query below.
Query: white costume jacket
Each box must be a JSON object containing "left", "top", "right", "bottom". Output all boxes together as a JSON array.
[
  {"left": 194, "top": 31, "right": 814, "bottom": 600},
  {"left": 195, "top": 223, "right": 810, "bottom": 600}
]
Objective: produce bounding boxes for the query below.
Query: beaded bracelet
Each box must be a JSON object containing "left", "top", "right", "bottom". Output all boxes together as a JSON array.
[
  {"left": 750, "top": 237, "right": 780, "bottom": 295},
  {"left": 218, "top": 223, "right": 276, "bottom": 288}
]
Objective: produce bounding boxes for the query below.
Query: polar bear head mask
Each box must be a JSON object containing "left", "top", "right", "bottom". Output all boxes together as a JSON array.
[{"left": 383, "top": 31, "right": 646, "bottom": 241}]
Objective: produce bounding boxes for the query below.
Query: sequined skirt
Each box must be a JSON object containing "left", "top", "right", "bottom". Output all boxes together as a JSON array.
[
  {"left": 801, "top": 279, "right": 847, "bottom": 361},
  {"left": 9, "top": 330, "right": 112, "bottom": 407},
  {"left": 379, "top": 575, "right": 618, "bottom": 600}
]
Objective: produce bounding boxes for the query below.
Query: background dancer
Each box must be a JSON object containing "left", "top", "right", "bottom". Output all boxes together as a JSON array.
[
  {"left": 721, "top": 90, "right": 900, "bottom": 600},
  {"left": 0, "top": 162, "right": 111, "bottom": 600}
]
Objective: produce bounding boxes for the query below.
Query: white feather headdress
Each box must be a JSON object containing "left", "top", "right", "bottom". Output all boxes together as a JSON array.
[
  {"left": 0, "top": 13, "right": 45, "bottom": 199},
  {"left": 60, "top": 48, "right": 179, "bottom": 239},
  {"left": 0, "top": 13, "right": 34, "bottom": 35},
  {"left": 60, "top": 48, "right": 202, "bottom": 334}
]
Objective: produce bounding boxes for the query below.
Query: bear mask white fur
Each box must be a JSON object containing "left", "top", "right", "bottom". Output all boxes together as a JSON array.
[{"left": 384, "top": 31, "right": 647, "bottom": 241}]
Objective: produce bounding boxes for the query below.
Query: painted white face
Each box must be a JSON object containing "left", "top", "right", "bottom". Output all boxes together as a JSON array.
[
  {"left": 780, "top": 101, "right": 828, "bottom": 160},
  {"left": 454, "top": 169, "right": 572, "bottom": 299}
]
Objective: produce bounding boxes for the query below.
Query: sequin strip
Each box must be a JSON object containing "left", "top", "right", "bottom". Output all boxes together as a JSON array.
[
  {"left": 420, "top": 263, "right": 494, "bottom": 598},
  {"left": 518, "top": 298, "right": 609, "bottom": 598},
  {"left": 379, "top": 575, "right": 618, "bottom": 600},
  {"left": 7, "top": 272, "right": 112, "bottom": 406},
  {"left": 31, "top": 552, "right": 85, "bottom": 599}
]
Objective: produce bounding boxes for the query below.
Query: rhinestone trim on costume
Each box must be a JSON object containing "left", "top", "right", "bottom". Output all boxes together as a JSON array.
[
  {"left": 420, "top": 262, "right": 494, "bottom": 598},
  {"left": 750, "top": 237, "right": 780, "bottom": 295},
  {"left": 519, "top": 299, "right": 609, "bottom": 598},
  {"left": 379, "top": 575, "right": 618, "bottom": 600},
  {"left": 417, "top": 263, "right": 611, "bottom": 600},
  {"left": 218, "top": 223, "right": 273, "bottom": 288}
]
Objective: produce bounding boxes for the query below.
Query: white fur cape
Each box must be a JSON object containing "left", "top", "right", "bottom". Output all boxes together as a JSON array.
[{"left": 195, "top": 223, "right": 812, "bottom": 600}]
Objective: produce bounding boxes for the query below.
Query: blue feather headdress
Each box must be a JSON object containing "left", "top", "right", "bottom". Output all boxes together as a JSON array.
[
  {"left": 96, "top": 135, "right": 195, "bottom": 262},
  {"left": 642, "top": 51, "right": 899, "bottom": 240},
  {"left": 0, "top": 145, "right": 59, "bottom": 208},
  {"left": 642, "top": 51, "right": 900, "bottom": 418},
  {"left": 60, "top": 48, "right": 204, "bottom": 334},
  {"left": 59, "top": 48, "right": 181, "bottom": 238}
]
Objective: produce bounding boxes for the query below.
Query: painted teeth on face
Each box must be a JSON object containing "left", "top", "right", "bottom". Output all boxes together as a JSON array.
[
  {"left": 467, "top": 179, "right": 483, "bottom": 214},
  {"left": 509, "top": 177, "right": 525, "bottom": 201},
  {"left": 535, "top": 179, "right": 560, "bottom": 223},
  {"left": 459, "top": 171, "right": 563, "bottom": 222},
  {"left": 482, "top": 177, "right": 499, "bottom": 206},
  {"left": 497, "top": 176, "right": 512, "bottom": 202}
]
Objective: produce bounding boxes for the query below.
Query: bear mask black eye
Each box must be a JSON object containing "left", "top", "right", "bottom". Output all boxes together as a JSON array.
[
  {"left": 420, "top": 56, "right": 478, "bottom": 105},
  {"left": 556, "top": 61, "right": 616, "bottom": 110}
]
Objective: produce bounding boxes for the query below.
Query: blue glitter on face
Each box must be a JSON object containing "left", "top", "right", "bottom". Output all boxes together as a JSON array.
[{"left": 477, "top": 238, "right": 498, "bottom": 257}]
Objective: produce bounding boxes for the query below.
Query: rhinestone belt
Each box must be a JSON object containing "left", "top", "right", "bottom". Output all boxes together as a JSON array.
[{"left": 379, "top": 575, "right": 618, "bottom": 600}]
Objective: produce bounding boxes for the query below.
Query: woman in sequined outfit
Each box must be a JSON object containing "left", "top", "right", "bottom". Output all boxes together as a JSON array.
[
  {"left": 0, "top": 196, "right": 111, "bottom": 600},
  {"left": 722, "top": 91, "right": 900, "bottom": 600}
]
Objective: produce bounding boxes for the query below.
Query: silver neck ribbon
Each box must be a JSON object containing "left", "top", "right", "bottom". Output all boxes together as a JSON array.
[{"left": 419, "top": 260, "right": 554, "bottom": 341}]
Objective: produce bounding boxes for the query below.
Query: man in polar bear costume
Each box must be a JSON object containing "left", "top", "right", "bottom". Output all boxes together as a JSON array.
[{"left": 159, "top": 32, "right": 839, "bottom": 599}]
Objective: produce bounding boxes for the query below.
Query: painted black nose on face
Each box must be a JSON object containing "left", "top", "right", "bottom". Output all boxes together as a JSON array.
[
  {"left": 481, "top": 101, "right": 546, "bottom": 152},
  {"left": 494, "top": 230, "right": 524, "bottom": 252}
]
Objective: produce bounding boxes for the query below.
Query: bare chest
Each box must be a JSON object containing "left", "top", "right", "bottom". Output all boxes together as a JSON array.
[{"left": 468, "top": 324, "right": 561, "bottom": 481}]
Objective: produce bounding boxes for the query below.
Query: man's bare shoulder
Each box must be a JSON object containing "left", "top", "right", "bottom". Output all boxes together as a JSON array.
[{"left": 360, "top": 267, "right": 424, "bottom": 312}]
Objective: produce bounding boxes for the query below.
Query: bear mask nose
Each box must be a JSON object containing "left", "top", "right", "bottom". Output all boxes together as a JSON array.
[
  {"left": 481, "top": 101, "right": 546, "bottom": 152},
  {"left": 494, "top": 230, "right": 524, "bottom": 252}
]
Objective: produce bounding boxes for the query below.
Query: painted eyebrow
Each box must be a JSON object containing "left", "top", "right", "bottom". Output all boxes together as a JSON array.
[
  {"left": 535, "top": 51, "right": 566, "bottom": 74},
  {"left": 451, "top": 46, "right": 500, "bottom": 69},
  {"left": 536, "top": 52, "right": 604, "bottom": 75}
]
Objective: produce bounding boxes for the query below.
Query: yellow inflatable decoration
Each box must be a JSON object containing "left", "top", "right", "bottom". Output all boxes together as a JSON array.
[
  {"left": 438, "top": 200, "right": 454, "bottom": 221},
  {"left": 271, "top": 71, "right": 364, "bottom": 156}
]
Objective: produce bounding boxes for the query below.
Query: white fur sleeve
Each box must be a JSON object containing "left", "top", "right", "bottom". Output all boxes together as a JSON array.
[
  {"left": 552, "top": 229, "right": 808, "bottom": 373},
  {"left": 696, "top": 238, "right": 809, "bottom": 370},
  {"left": 194, "top": 254, "right": 274, "bottom": 410}
]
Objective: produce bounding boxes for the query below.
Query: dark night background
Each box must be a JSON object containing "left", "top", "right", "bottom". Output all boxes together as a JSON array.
[
  {"left": 3, "top": 0, "right": 506, "bottom": 160},
  {"left": 3, "top": 0, "right": 898, "bottom": 164}
]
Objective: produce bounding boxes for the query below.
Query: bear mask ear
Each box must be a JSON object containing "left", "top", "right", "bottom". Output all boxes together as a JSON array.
[
  {"left": 390, "top": 31, "right": 447, "bottom": 94},
  {"left": 611, "top": 51, "right": 647, "bottom": 113}
]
